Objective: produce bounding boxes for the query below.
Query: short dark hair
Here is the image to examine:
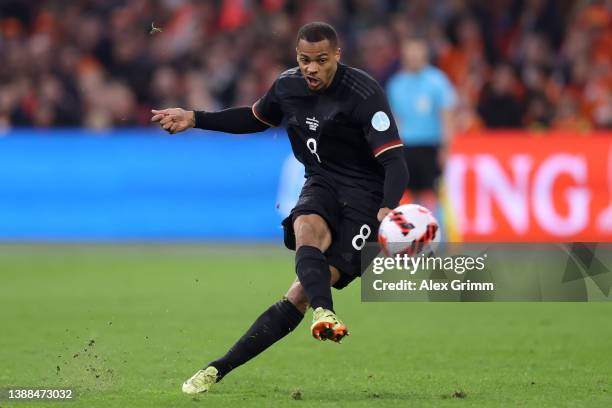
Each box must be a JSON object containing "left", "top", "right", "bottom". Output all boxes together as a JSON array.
[{"left": 297, "top": 22, "right": 338, "bottom": 48}]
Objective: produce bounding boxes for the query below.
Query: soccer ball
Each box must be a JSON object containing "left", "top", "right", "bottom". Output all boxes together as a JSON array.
[{"left": 378, "top": 204, "right": 440, "bottom": 256}]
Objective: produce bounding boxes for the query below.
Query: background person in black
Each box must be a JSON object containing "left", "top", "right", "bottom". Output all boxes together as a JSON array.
[{"left": 151, "top": 22, "right": 408, "bottom": 395}]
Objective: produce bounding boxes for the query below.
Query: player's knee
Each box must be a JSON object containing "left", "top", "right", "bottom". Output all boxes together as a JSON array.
[
  {"left": 294, "top": 214, "right": 331, "bottom": 251},
  {"left": 285, "top": 283, "right": 309, "bottom": 314}
]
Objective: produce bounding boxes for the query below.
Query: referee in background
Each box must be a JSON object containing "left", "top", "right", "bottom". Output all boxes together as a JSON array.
[{"left": 386, "top": 37, "right": 456, "bottom": 212}]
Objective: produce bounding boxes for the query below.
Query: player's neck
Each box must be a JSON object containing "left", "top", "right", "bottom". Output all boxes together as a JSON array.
[{"left": 320, "top": 63, "right": 344, "bottom": 93}]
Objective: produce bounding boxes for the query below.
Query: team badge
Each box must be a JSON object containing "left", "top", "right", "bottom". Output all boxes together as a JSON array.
[
  {"left": 305, "top": 116, "right": 319, "bottom": 131},
  {"left": 371, "top": 111, "right": 390, "bottom": 131}
]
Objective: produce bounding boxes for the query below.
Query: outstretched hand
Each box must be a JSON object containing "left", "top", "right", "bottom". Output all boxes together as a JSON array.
[{"left": 151, "top": 108, "right": 195, "bottom": 134}]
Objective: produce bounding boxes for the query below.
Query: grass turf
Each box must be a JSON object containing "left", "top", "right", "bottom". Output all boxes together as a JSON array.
[{"left": 0, "top": 245, "right": 610, "bottom": 407}]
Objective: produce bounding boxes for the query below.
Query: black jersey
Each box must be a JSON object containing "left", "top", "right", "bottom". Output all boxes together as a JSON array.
[{"left": 253, "top": 63, "right": 403, "bottom": 211}]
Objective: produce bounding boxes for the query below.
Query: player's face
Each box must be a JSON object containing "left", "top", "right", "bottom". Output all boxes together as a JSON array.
[{"left": 296, "top": 39, "right": 340, "bottom": 91}]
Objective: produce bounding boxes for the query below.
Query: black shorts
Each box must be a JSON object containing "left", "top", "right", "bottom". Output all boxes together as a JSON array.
[
  {"left": 282, "top": 176, "right": 379, "bottom": 290},
  {"left": 404, "top": 146, "right": 441, "bottom": 191}
]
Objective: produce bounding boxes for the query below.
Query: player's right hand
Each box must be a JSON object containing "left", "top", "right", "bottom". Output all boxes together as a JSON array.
[{"left": 151, "top": 108, "right": 195, "bottom": 134}]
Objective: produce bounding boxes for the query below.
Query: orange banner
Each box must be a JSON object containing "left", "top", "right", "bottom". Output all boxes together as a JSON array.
[{"left": 446, "top": 132, "right": 612, "bottom": 242}]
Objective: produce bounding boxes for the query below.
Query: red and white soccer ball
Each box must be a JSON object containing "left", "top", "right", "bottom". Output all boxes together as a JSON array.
[{"left": 378, "top": 204, "right": 440, "bottom": 256}]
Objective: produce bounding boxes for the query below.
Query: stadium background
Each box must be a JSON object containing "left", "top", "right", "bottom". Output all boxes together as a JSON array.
[
  {"left": 1, "top": 2, "right": 612, "bottom": 408},
  {"left": 1, "top": 0, "right": 611, "bottom": 242}
]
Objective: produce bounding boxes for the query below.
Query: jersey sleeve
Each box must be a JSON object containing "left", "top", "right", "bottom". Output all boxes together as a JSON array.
[
  {"left": 353, "top": 86, "right": 403, "bottom": 157},
  {"left": 252, "top": 80, "right": 284, "bottom": 127}
]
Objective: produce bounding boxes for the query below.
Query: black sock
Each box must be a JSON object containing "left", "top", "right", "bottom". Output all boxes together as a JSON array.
[
  {"left": 208, "top": 299, "right": 303, "bottom": 380},
  {"left": 295, "top": 245, "right": 333, "bottom": 311}
]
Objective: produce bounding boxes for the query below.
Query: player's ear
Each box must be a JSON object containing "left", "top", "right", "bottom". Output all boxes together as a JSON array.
[{"left": 334, "top": 48, "right": 341, "bottom": 62}]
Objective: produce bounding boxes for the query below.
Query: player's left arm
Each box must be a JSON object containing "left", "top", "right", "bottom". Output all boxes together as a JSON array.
[
  {"left": 354, "top": 87, "right": 409, "bottom": 221},
  {"left": 376, "top": 148, "right": 409, "bottom": 221}
]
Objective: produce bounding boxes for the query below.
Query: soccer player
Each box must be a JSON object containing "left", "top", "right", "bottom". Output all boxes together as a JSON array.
[{"left": 151, "top": 22, "right": 408, "bottom": 394}]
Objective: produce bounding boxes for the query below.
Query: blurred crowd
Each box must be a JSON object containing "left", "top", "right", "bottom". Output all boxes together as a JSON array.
[{"left": 0, "top": 0, "right": 610, "bottom": 131}]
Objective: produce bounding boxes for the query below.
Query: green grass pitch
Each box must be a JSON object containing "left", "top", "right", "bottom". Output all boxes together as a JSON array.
[{"left": 1, "top": 245, "right": 610, "bottom": 407}]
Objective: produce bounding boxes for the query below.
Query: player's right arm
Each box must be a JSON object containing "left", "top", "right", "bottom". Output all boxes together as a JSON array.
[
  {"left": 151, "top": 107, "right": 271, "bottom": 134},
  {"left": 151, "top": 77, "right": 284, "bottom": 134}
]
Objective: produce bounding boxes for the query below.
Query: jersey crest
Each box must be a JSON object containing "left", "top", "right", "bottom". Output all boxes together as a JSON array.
[{"left": 305, "top": 116, "right": 319, "bottom": 132}]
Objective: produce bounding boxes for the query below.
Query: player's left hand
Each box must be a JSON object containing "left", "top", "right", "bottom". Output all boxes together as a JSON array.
[{"left": 377, "top": 207, "right": 392, "bottom": 222}]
